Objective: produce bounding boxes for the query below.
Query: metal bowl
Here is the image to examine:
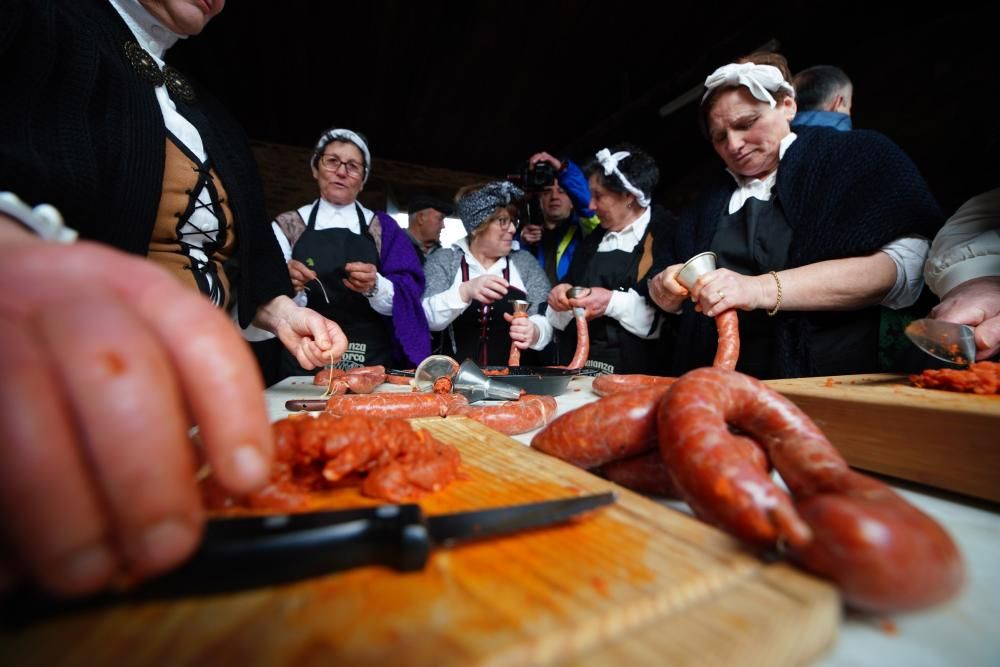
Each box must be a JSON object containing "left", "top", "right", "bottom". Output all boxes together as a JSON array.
[{"left": 479, "top": 366, "right": 581, "bottom": 396}]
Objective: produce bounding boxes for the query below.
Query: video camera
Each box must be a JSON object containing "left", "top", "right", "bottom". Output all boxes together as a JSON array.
[{"left": 507, "top": 161, "right": 557, "bottom": 192}]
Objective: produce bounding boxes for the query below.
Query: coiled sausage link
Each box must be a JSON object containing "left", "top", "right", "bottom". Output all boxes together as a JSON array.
[
  {"left": 659, "top": 367, "right": 964, "bottom": 613},
  {"left": 598, "top": 450, "right": 681, "bottom": 497},
  {"left": 531, "top": 385, "right": 671, "bottom": 468},
  {"left": 591, "top": 374, "right": 676, "bottom": 397},
  {"left": 454, "top": 395, "right": 558, "bottom": 435}
]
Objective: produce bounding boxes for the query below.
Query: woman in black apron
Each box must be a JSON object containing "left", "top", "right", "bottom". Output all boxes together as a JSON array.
[
  {"left": 422, "top": 181, "right": 554, "bottom": 367},
  {"left": 546, "top": 145, "right": 668, "bottom": 375},
  {"left": 272, "top": 128, "right": 430, "bottom": 376},
  {"left": 648, "top": 53, "right": 942, "bottom": 379}
]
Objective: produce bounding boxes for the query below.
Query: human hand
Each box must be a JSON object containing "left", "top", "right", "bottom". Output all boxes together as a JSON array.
[
  {"left": 253, "top": 296, "right": 349, "bottom": 369},
  {"left": 930, "top": 276, "right": 1000, "bottom": 360},
  {"left": 689, "top": 268, "right": 769, "bottom": 318},
  {"left": 648, "top": 264, "right": 689, "bottom": 312},
  {"left": 504, "top": 312, "right": 539, "bottom": 349},
  {"left": 459, "top": 275, "right": 509, "bottom": 304},
  {"left": 0, "top": 238, "right": 274, "bottom": 597},
  {"left": 287, "top": 259, "right": 317, "bottom": 292},
  {"left": 547, "top": 283, "right": 574, "bottom": 312},
  {"left": 570, "top": 286, "right": 613, "bottom": 321},
  {"left": 520, "top": 224, "right": 543, "bottom": 244},
  {"left": 529, "top": 151, "right": 563, "bottom": 171},
  {"left": 342, "top": 261, "right": 378, "bottom": 295}
]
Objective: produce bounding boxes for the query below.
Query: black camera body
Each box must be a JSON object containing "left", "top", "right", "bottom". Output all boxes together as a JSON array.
[{"left": 509, "top": 161, "right": 557, "bottom": 192}]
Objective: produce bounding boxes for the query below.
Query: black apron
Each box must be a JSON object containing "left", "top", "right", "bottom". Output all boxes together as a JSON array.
[
  {"left": 435, "top": 256, "right": 531, "bottom": 367},
  {"left": 283, "top": 201, "right": 393, "bottom": 373},
  {"left": 711, "top": 196, "right": 877, "bottom": 379},
  {"left": 558, "top": 227, "right": 658, "bottom": 375}
]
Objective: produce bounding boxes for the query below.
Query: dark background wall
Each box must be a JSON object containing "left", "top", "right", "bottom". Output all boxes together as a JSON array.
[{"left": 171, "top": 1, "right": 997, "bottom": 215}]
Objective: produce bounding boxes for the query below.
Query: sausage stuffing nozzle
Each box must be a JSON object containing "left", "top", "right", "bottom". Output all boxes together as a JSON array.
[{"left": 676, "top": 252, "right": 718, "bottom": 290}]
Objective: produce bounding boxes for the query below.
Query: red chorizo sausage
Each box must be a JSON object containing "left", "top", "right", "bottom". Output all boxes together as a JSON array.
[
  {"left": 324, "top": 392, "right": 469, "bottom": 419},
  {"left": 566, "top": 308, "right": 589, "bottom": 369},
  {"left": 598, "top": 450, "right": 681, "bottom": 498},
  {"left": 508, "top": 311, "right": 529, "bottom": 367},
  {"left": 314, "top": 365, "right": 387, "bottom": 394},
  {"left": 453, "top": 395, "right": 558, "bottom": 435},
  {"left": 531, "top": 385, "right": 671, "bottom": 468},
  {"left": 659, "top": 367, "right": 964, "bottom": 612},
  {"left": 591, "top": 374, "right": 676, "bottom": 397},
  {"left": 384, "top": 373, "right": 414, "bottom": 386},
  {"left": 713, "top": 310, "right": 739, "bottom": 370}
]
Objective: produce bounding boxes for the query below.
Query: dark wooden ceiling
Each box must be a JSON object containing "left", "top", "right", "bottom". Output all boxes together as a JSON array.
[{"left": 170, "top": 1, "right": 996, "bottom": 214}]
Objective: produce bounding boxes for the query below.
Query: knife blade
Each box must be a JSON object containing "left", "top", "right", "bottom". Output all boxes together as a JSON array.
[
  {"left": 904, "top": 318, "right": 976, "bottom": 366},
  {"left": 136, "top": 492, "right": 616, "bottom": 597}
]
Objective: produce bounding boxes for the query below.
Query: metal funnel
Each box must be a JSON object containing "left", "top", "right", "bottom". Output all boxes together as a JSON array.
[{"left": 453, "top": 359, "right": 522, "bottom": 402}]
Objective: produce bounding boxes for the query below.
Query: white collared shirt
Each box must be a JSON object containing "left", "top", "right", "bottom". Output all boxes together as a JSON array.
[
  {"left": 725, "top": 132, "right": 928, "bottom": 309},
  {"left": 271, "top": 199, "right": 396, "bottom": 315},
  {"left": 546, "top": 208, "right": 660, "bottom": 339},
  {"left": 422, "top": 238, "right": 553, "bottom": 350}
]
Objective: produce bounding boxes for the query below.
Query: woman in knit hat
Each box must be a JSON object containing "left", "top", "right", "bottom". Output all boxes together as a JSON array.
[{"left": 422, "top": 181, "right": 552, "bottom": 366}]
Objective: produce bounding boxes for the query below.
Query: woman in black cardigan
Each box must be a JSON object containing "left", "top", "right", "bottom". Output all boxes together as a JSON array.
[{"left": 649, "top": 52, "right": 942, "bottom": 379}]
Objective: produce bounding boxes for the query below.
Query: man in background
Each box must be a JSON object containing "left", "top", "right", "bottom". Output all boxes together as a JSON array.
[
  {"left": 405, "top": 194, "right": 452, "bottom": 262},
  {"left": 791, "top": 65, "right": 853, "bottom": 131}
]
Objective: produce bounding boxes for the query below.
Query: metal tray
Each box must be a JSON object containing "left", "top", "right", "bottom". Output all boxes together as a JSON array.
[{"left": 480, "top": 366, "right": 580, "bottom": 396}]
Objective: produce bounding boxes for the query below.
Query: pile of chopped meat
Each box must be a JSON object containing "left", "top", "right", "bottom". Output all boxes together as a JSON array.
[
  {"left": 909, "top": 361, "right": 1000, "bottom": 395},
  {"left": 203, "top": 413, "right": 462, "bottom": 510}
]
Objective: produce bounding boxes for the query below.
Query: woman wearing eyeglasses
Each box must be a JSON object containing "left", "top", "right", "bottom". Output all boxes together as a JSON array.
[
  {"left": 422, "top": 181, "right": 553, "bottom": 367},
  {"left": 271, "top": 128, "right": 430, "bottom": 375}
]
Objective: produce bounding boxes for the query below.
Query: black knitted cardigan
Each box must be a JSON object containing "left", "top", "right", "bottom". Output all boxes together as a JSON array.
[
  {"left": 0, "top": 0, "right": 292, "bottom": 326},
  {"left": 659, "top": 126, "right": 944, "bottom": 377}
]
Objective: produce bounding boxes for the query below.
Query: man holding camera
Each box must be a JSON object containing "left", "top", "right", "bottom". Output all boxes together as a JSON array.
[{"left": 518, "top": 152, "right": 600, "bottom": 286}]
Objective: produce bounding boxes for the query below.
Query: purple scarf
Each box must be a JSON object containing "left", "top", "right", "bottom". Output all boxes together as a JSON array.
[{"left": 375, "top": 211, "right": 431, "bottom": 366}]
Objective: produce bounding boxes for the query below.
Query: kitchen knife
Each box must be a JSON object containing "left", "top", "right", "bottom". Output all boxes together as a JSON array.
[
  {"left": 4, "top": 493, "right": 616, "bottom": 622},
  {"left": 904, "top": 318, "right": 976, "bottom": 366},
  {"left": 138, "top": 492, "right": 616, "bottom": 597}
]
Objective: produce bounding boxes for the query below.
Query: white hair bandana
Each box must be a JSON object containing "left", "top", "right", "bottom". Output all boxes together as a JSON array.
[
  {"left": 595, "top": 149, "right": 651, "bottom": 208},
  {"left": 702, "top": 62, "right": 795, "bottom": 108},
  {"left": 312, "top": 128, "right": 372, "bottom": 183}
]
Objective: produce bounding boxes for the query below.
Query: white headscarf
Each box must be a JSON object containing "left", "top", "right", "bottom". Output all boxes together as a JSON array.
[
  {"left": 594, "top": 149, "right": 651, "bottom": 208},
  {"left": 702, "top": 62, "right": 795, "bottom": 108},
  {"left": 312, "top": 128, "right": 372, "bottom": 183}
]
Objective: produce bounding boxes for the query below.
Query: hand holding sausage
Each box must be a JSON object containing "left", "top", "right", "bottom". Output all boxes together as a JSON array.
[
  {"left": 0, "top": 237, "right": 275, "bottom": 597},
  {"left": 342, "top": 261, "right": 378, "bottom": 295},
  {"left": 689, "top": 268, "right": 771, "bottom": 318},
  {"left": 504, "top": 311, "right": 539, "bottom": 350},
  {"left": 930, "top": 276, "right": 1000, "bottom": 360},
  {"left": 460, "top": 274, "right": 509, "bottom": 304},
  {"left": 569, "top": 286, "right": 613, "bottom": 321},
  {"left": 287, "top": 258, "right": 317, "bottom": 292}
]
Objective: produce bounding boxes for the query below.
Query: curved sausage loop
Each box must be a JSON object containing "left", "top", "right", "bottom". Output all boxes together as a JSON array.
[{"left": 659, "top": 367, "right": 964, "bottom": 613}]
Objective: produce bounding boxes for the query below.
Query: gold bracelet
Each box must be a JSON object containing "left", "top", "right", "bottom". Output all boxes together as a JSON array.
[{"left": 767, "top": 271, "right": 782, "bottom": 316}]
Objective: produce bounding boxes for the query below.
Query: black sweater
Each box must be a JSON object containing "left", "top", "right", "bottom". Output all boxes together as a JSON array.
[
  {"left": 0, "top": 0, "right": 292, "bottom": 326},
  {"left": 654, "top": 127, "right": 943, "bottom": 377}
]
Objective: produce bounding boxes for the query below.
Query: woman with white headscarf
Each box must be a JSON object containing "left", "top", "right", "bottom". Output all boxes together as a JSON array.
[
  {"left": 648, "top": 52, "right": 943, "bottom": 379},
  {"left": 271, "top": 128, "right": 430, "bottom": 375},
  {"left": 545, "top": 143, "right": 672, "bottom": 375}
]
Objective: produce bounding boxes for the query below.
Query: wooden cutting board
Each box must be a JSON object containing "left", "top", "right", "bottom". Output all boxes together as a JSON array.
[
  {"left": 1, "top": 417, "right": 838, "bottom": 667},
  {"left": 766, "top": 374, "right": 1000, "bottom": 503}
]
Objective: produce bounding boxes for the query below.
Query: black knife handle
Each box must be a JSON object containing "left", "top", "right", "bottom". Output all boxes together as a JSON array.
[{"left": 140, "top": 505, "right": 432, "bottom": 597}]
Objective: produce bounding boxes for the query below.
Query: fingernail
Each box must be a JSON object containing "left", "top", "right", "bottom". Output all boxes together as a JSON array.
[
  {"left": 233, "top": 444, "right": 269, "bottom": 485},
  {"left": 62, "top": 544, "right": 115, "bottom": 591},
  {"left": 139, "top": 519, "right": 197, "bottom": 573}
]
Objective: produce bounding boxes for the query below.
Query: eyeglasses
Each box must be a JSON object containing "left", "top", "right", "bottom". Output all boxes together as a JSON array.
[
  {"left": 491, "top": 216, "right": 518, "bottom": 231},
  {"left": 318, "top": 155, "right": 365, "bottom": 177}
]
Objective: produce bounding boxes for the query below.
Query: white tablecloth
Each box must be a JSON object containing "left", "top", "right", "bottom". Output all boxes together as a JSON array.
[{"left": 266, "top": 375, "right": 1000, "bottom": 666}]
